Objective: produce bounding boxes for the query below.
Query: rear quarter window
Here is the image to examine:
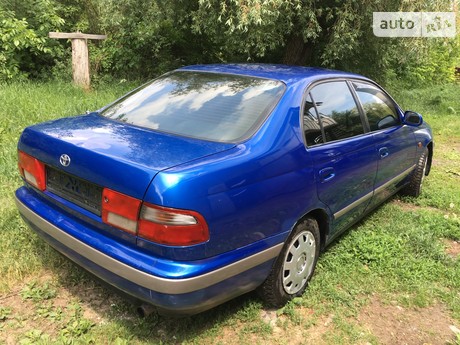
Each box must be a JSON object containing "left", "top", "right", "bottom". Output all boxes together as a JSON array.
[{"left": 101, "top": 71, "right": 285, "bottom": 143}]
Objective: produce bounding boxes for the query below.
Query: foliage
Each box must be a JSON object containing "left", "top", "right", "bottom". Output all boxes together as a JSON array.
[
  {"left": 20, "top": 0, "right": 218, "bottom": 80},
  {"left": 93, "top": 0, "right": 212, "bottom": 79},
  {"left": 192, "top": 0, "right": 320, "bottom": 63},
  {"left": 403, "top": 38, "right": 460, "bottom": 85},
  {"left": 1, "top": 0, "right": 459, "bottom": 84},
  {"left": 192, "top": 0, "right": 459, "bottom": 86},
  {"left": 20, "top": 282, "right": 57, "bottom": 302},
  {"left": 0, "top": 1, "right": 65, "bottom": 80},
  {"left": 0, "top": 306, "right": 12, "bottom": 321}
]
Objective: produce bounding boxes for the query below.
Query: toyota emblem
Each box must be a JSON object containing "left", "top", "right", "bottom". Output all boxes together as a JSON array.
[{"left": 60, "top": 154, "right": 71, "bottom": 167}]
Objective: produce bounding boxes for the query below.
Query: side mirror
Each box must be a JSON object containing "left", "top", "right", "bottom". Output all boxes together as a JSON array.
[{"left": 403, "top": 111, "right": 423, "bottom": 127}]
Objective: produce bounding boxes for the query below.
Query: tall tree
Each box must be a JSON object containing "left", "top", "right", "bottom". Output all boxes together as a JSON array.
[
  {"left": 1, "top": 0, "right": 458, "bottom": 84},
  {"left": 191, "top": 0, "right": 458, "bottom": 83}
]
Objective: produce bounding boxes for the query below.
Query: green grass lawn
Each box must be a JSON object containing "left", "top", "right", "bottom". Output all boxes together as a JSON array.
[{"left": 0, "top": 80, "right": 459, "bottom": 344}]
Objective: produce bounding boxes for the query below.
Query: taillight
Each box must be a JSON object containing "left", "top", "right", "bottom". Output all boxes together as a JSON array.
[
  {"left": 18, "top": 151, "right": 46, "bottom": 191},
  {"left": 101, "top": 189, "right": 209, "bottom": 246},
  {"left": 138, "top": 203, "right": 209, "bottom": 246},
  {"left": 101, "top": 188, "right": 142, "bottom": 234}
]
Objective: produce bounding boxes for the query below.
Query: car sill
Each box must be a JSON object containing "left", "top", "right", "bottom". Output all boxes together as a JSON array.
[{"left": 15, "top": 195, "right": 283, "bottom": 295}]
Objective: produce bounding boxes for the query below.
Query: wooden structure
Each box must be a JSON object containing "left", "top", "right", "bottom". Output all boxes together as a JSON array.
[{"left": 49, "top": 32, "right": 107, "bottom": 88}]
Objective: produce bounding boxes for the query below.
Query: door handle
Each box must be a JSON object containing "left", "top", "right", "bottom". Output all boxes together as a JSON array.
[
  {"left": 319, "top": 167, "right": 336, "bottom": 182},
  {"left": 379, "top": 147, "right": 389, "bottom": 159}
]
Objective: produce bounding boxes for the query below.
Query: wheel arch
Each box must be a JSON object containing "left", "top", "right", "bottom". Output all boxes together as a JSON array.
[
  {"left": 426, "top": 141, "right": 433, "bottom": 176},
  {"left": 295, "top": 208, "right": 330, "bottom": 252}
]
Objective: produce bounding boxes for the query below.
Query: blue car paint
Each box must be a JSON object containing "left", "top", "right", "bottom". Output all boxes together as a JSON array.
[
  {"left": 17, "top": 188, "right": 275, "bottom": 314},
  {"left": 142, "top": 89, "right": 320, "bottom": 258},
  {"left": 310, "top": 133, "right": 378, "bottom": 237},
  {"left": 15, "top": 64, "right": 433, "bottom": 314},
  {"left": 16, "top": 185, "right": 284, "bottom": 314},
  {"left": 369, "top": 126, "right": 416, "bottom": 207},
  {"left": 178, "top": 64, "right": 365, "bottom": 85},
  {"left": 18, "top": 114, "right": 234, "bottom": 200},
  {"left": 17, "top": 187, "right": 285, "bottom": 279}
]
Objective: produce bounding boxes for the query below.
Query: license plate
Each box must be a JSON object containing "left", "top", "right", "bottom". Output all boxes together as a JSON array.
[{"left": 46, "top": 166, "right": 102, "bottom": 216}]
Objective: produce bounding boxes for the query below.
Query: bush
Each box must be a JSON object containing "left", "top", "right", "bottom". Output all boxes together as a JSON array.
[{"left": 0, "top": 1, "right": 65, "bottom": 80}]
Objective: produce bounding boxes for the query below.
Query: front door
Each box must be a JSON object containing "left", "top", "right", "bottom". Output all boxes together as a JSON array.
[{"left": 350, "top": 81, "right": 417, "bottom": 207}]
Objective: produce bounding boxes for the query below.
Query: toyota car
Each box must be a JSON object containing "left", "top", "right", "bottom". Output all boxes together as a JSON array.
[{"left": 15, "top": 64, "right": 433, "bottom": 315}]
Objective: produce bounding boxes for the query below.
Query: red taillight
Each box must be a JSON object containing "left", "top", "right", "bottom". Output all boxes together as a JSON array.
[
  {"left": 101, "top": 188, "right": 142, "bottom": 234},
  {"left": 101, "top": 190, "right": 209, "bottom": 245},
  {"left": 138, "top": 203, "right": 209, "bottom": 246},
  {"left": 18, "top": 151, "right": 46, "bottom": 191}
]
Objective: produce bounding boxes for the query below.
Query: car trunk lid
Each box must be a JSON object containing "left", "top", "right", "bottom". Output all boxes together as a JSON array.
[{"left": 18, "top": 113, "right": 234, "bottom": 204}]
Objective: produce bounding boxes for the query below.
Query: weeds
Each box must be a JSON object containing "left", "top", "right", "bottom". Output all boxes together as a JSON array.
[
  {"left": 0, "top": 307, "right": 12, "bottom": 321},
  {"left": 21, "top": 282, "right": 57, "bottom": 302}
]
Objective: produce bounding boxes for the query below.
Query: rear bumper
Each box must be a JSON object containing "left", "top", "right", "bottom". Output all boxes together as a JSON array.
[{"left": 15, "top": 187, "right": 282, "bottom": 314}]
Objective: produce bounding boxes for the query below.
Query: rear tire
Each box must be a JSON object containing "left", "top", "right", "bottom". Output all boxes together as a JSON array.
[
  {"left": 258, "top": 217, "right": 320, "bottom": 307},
  {"left": 401, "top": 148, "right": 428, "bottom": 197}
]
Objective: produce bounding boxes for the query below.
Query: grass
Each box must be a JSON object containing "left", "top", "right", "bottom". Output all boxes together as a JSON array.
[{"left": 0, "top": 80, "right": 459, "bottom": 344}]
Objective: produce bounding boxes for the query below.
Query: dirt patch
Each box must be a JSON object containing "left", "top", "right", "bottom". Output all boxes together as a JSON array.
[
  {"left": 198, "top": 297, "right": 459, "bottom": 345},
  {"left": 358, "top": 297, "right": 458, "bottom": 345},
  {"left": 431, "top": 142, "right": 460, "bottom": 168},
  {"left": 0, "top": 292, "right": 63, "bottom": 345},
  {"left": 444, "top": 239, "right": 460, "bottom": 259},
  {"left": 2, "top": 270, "right": 459, "bottom": 344},
  {"left": 258, "top": 307, "right": 336, "bottom": 345},
  {"left": 207, "top": 307, "right": 334, "bottom": 345},
  {"left": 0, "top": 274, "right": 123, "bottom": 344},
  {"left": 391, "top": 199, "right": 440, "bottom": 213}
]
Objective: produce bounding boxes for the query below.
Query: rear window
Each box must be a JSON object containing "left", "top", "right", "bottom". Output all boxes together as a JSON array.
[{"left": 101, "top": 71, "right": 285, "bottom": 142}]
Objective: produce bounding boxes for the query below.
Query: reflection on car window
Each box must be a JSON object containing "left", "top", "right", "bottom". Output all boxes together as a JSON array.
[
  {"left": 303, "top": 93, "right": 324, "bottom": 146},
  {"left": 352, "top": 82, "right": 399, "bottom": 131},
  {"left": 309, "top": 81, "right": 364, "bottom": 143},
  {"left": 101, "top": 71, "right": 285, "bottom": 143}
]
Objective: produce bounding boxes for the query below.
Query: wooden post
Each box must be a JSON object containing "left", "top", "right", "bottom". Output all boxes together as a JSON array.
[
  {"left": 71, "top": 38, "right": 90, "bottom": 87},
  {"left": 49, "top": 32, "right": 107, "bottom": 89}
]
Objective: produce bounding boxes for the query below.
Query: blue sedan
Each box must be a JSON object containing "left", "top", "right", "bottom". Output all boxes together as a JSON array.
[{"left": 15, "top": 64, "right": 433, "bottom": 315}]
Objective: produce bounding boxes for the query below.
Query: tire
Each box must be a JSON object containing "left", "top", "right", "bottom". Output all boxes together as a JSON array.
[
  {"left": 258, "top": 217, "right": 320, "bottom": 307},
  {"left": 401, "top": 148, "right": 428, "bottom": 198}
]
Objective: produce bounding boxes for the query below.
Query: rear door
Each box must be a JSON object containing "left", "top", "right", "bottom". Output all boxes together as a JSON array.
[
  {"left": 350, "top": 81, "right": 417, "bottom": 207},
  {"left": 304, "top": 80, "right": 378, "bottom": 239}
]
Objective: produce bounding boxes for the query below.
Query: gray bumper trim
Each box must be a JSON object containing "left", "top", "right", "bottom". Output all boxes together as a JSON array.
[{"left": 15, "top": 195, "right": 283, "bottom": 295}]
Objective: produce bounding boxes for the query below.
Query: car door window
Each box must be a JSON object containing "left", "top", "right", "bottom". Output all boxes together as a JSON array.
[
  {"left": 308, "top": 81, "right": 364, "bottom": 143},
  {"left": 352, "top": 82, "right": 400, "bottom": 131},
  {"left": 303, "top": 93, "right": 324, "bottom": 146}
]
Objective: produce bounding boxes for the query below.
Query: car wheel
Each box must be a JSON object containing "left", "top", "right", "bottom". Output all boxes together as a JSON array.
[
  {"left": 401, "top": 148, "right": 428, "bottom": 198},
  {"left": 258, "top": 217, "right": 320, "bottom": 307}
]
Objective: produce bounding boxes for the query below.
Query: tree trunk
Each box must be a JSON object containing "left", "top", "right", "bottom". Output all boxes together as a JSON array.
[{"left": 282, "top": 34, "right": 313, "bottom": 66}]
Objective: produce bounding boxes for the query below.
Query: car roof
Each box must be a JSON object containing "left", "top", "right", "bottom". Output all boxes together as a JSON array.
[{"left": 178, "top": 63, "right": 369, "bottom": 87}]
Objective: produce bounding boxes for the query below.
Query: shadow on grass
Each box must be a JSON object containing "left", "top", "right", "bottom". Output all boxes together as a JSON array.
[{"left": 30, "top": 241, "right": 263, "bottom": 343}]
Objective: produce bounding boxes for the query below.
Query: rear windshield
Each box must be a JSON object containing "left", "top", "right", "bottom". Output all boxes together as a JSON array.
[{"left": 101, "top": 71, "right": 285, "bottom": 142}]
